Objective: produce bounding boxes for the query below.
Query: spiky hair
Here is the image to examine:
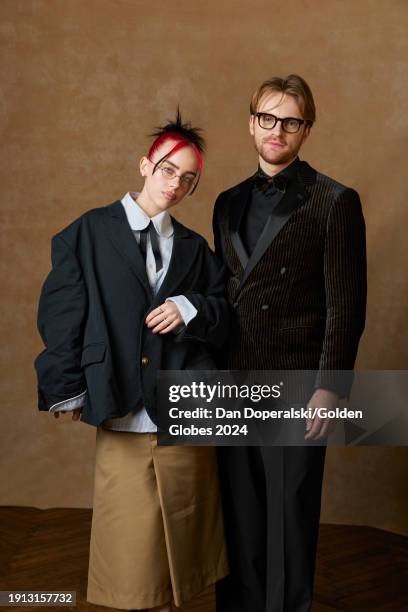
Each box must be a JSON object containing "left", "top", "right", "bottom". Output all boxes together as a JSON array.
[{"left": 148, "top": 107, "right": 205, "bottom": 156}]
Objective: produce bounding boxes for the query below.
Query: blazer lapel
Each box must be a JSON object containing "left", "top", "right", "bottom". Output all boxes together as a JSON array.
[
  {"left": 153, "top": 218, "right": 200, "bottom": 306},
  {"left": 228, "top": 178, "right": 253, "bottom": 269},
  {"left": 235, "top": 162, "right": 313, "bottom": 295},
  {"left": 103, "top": 201, "right": 153, "bottom": 299}
]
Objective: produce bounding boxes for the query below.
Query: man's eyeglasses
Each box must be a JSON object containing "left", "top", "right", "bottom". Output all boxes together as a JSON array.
[
  {"left": 254, "top": 112, "right": 312, "bottom": 134},
  {"left": 148, "top": 158, "right": 196, "bottom": 190}
]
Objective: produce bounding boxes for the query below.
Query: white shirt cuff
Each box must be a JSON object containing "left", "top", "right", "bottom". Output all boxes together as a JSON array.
[
  {"left": 166, "top": 295, "right": 198, "bottom": 326},
  {"left": 49, "top": 390, "right": 87, "bottom": 412}
]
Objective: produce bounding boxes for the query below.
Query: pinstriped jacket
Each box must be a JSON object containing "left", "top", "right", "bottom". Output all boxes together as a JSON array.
[{"left": 212, "top": 160, "right": 367, "bottom": 397}]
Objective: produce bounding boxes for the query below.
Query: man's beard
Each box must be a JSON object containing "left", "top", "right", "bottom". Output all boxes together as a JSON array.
[{"left": 255, "top": 140, "right": 296, "bottom": 166}]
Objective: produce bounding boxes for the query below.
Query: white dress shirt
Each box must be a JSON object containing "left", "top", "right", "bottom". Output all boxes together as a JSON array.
[{"left": 49, "top": 192, "right": 198, "bottom": 432}]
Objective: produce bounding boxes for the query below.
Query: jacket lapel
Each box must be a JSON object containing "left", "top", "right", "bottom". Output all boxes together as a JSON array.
[
  {"left": 228, "top": 178, "right": 253, "bottom": 269},
  {"left": 103, "top": 201, "right": 153, "bottom": 299},
  {"left": 232, "top": 161, "right": 315, "bottom": 296},
  {"left": 102, "top": 203, "right": 200, "bottom": 306},
  {"left": 153, "top": 218, "right": 200, "bottom": 305}
]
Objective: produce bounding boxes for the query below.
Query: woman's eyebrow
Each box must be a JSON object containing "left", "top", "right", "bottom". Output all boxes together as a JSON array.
[{"left": 162, "top": 159, "right": 196, "bottom": 176}]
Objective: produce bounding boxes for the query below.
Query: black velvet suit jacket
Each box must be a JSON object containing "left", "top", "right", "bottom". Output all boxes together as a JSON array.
[
  {"left": 35, "top": 200, "right": 229, "bottom": 426},
  {"left": 213, "top": 160, "right": 367, "bottom": 397}
]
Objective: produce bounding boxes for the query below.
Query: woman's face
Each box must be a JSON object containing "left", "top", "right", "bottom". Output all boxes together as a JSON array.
[{"left": 139, "top": 139, "right": 199, "bottom": 213}]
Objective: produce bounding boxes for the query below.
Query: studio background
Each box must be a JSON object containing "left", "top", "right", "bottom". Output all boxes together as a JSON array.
[{"left": 1, "top": 0, "right": 407, "bottom": 534}]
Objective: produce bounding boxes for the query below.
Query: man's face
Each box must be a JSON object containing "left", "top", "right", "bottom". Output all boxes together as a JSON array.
[
  {"left": 140, "top": 139, "right": 199, "bottom": 211},
  {"left": 249, "top": 92, "right": 310, "bottom": 168}
]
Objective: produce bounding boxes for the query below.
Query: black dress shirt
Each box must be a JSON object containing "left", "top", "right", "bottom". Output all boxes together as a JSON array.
[{"left": 241, "top": 157, "right": 300, "bottom": 256}]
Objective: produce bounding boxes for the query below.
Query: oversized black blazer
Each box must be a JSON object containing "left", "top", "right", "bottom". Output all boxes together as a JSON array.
[
  {"left": 35, "top": 200, "right": 229, "bottom": 427},
  {"left": 212, "top": 160, "right": 367, "bottom": 397}
]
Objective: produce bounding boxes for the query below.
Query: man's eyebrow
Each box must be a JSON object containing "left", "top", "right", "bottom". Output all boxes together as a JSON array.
[
  {"left": 259, "top": 110, "right": 303, "bottom": 120},
  {"left": 162, "top": 159, "right": 196, "bottom": 176}
]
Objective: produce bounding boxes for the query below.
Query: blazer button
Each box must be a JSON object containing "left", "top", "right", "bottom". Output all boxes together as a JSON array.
[
  {"left": 232, "top": 302, "right": 239, "bottom": 309},
  {"left": 141, "top": 356, "right": 149, "bottom": 366},
  {"left": 261, "top": 304, "right": 269, "bottom": 311},
  {"left": 280, "top": 267, "right": 287, "bottom": 275}
]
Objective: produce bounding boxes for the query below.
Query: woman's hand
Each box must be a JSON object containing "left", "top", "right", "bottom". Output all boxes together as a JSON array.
[
  {"left": 145, "top": 301, "right": 183, "bottom": 334},
  {"left": 53, "top": 408, "right": 82, "bottom": 421}
]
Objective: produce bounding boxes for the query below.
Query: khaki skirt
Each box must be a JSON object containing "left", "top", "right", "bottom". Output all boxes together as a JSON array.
[{"left": 87, "top": 427, "right": 228, "bottom": 610}]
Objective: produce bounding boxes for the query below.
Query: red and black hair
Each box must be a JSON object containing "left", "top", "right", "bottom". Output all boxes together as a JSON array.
[{"left": 147, "top": 108, "right": 205, "bottom": 194}]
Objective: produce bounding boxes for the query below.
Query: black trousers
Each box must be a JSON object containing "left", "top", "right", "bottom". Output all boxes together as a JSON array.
[{"left": 216, "top": 446, "right": 326, "bottom": 612}]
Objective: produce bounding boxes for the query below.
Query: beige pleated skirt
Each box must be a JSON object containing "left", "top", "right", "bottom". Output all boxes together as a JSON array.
[{"left": 86, "top": 427, "right": 229, "bottom": 610}]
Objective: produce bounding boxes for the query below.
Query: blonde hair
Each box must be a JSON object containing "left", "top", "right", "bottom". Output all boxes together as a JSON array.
[{"left": 250, "top": 74, "right": 316, "bottom": 124}]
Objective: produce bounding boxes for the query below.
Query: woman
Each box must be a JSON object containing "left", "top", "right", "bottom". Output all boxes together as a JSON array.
[{"left": 35, "top": 111, "right": 229, "bottom": 611}]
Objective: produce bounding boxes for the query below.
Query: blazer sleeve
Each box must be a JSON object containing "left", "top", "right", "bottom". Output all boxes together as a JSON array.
[
  {"left": 174, "top": 241, "right": 230, "bottom": 350},
  {"left": 34, "top": 234, "right": 88, "bottom": 411},
  {"left": 315, "top": 188, "right": 367, "bottom": 396},
  {"left": 212, "top": 194, "right": 224, "bottom": 263}
]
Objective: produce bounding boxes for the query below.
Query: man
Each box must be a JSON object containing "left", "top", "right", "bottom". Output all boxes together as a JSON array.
[{"left": 213, "top": 75, "right": 367, "bottom": 612}]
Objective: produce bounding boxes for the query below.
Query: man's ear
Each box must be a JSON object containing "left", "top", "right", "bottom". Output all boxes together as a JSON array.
[
  {"left": 140, "top": 156, "right": 149, "bottom": 177},
  {"left": 249, "top": 114, "right": 255, "bottom": 137},
  {"left": 301, "top": 124, "right": 311, "bottom": 145}
]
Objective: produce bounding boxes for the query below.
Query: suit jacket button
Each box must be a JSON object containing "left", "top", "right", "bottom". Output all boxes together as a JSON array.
[
  {"left": 280, "top": 267, "right": 287, "bottom": 274},
  {"left": 261, "top": 304, "right": 269, "bottom": 311},
  {"left": 141, "top": 356, "right": 149, "bottom": 366},
  {"left": 232, "top": 302, "right": 239, "bottom": 309}
]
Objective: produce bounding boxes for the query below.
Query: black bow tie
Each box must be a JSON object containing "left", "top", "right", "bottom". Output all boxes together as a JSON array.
[{"left": 254, "top": 170, "right": 289, "bottom": 195}]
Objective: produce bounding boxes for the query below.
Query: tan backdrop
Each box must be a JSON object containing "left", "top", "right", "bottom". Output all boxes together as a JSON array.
[{"left": 1, "top": 0, "right": 407, "bottom": 534}]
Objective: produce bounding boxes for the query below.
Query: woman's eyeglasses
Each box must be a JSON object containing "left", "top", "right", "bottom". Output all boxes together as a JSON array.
[{"left": 148, "top": 159, "right": 196, "bottom": 189}]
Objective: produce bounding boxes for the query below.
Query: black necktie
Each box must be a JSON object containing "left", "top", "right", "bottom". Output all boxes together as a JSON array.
[
  {"left": 139, "top": 221, "right": 163, "bottom": 272},
  {"left": 254, "top": 170, "right": 289, "bottom": 195}
]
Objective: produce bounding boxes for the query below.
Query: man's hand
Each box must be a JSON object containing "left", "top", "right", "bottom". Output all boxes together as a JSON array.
[
  {"left": 145, "top": 301, "right": 183, "bottom": 334},
  {"left": 53, "top": 408, "right": 82, "bottom": 421},
  {"left": 304, "top": 388, "right": 338, "bottom": 440}
]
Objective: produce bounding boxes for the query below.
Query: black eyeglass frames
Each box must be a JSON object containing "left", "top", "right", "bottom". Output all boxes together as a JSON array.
[{"left": 254, "top": 112, "right": 313, "bottom": 133}]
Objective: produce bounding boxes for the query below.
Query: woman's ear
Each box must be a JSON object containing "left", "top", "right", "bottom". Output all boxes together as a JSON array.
[{"left": 140, "top": 156, "right": 149, "bottom": 177}]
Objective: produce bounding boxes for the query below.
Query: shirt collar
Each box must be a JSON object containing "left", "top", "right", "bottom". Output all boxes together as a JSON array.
[{"left": 121, "top": 192, "right": 174, "bottom": 238}]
